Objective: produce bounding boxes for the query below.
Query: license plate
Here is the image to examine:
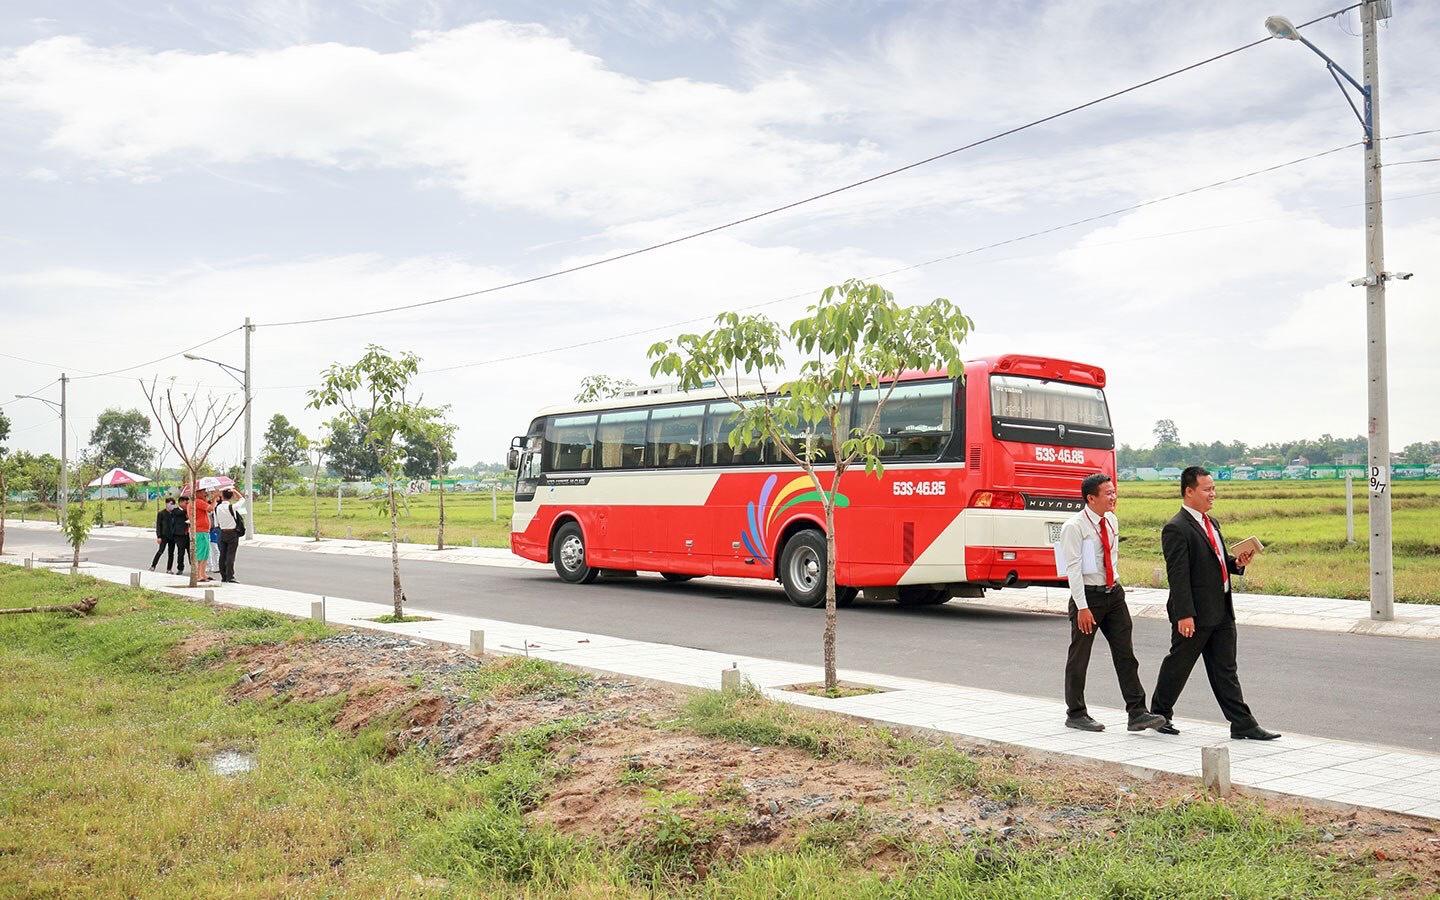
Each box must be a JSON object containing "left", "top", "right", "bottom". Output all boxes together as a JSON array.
[{"left": 1047, "top": 523, "right": 1063, "bottom": 543}]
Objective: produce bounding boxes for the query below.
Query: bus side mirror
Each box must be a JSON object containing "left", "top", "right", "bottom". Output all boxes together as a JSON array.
[{"left": 507, "top": 448, "right": 520, "bottom": 471}]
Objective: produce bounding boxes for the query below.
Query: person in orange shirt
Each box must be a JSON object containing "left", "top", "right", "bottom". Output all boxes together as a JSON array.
[{"left": 185, "top": 490, "right": 214, "bottom": 583}]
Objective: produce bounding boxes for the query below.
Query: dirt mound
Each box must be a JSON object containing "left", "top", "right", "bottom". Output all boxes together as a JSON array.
[{"left": 188, "top": 627, "right": 1437, "bottom": 887}]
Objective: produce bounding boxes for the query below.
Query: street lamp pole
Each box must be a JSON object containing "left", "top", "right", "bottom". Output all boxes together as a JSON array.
[
  {"left": 244, "top": 317, "right": 255, "bottom": 542},
  {"left": 183, "top": 331, "right": 256, "bottom": 541},
  {"left": 1266, "top": 1, "right": 1407, "bottom": 621},
  {"left": 59, "top": 373, "right": 67, "bottom": 524},
  {"left": 13, "top": 375, "right": 67, "bottom": 522}
]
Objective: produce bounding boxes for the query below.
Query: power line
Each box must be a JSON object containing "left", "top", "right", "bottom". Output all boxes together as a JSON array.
[
  {"left": 246, "top": 134, "right": 1428, "bottom": 387},
  {"left": 255, "top": 3, "right": 1363, "bottom": 329}
]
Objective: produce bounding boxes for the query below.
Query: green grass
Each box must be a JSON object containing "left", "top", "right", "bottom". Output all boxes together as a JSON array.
[
  {"left": 95, "top": 490, "right": 517, "bottom": 548},
  {"left": 370, "top": 614, "right": 436, "bottom": 624},
  {"left": 464, "top": 656, "right": 593, "bottom": 701},
  {"left": 0, "top": 565, "right": 1416, "bottom": 897},
  {"left": 1115, "top": 481, "right": 1440, "bottom": 603}
]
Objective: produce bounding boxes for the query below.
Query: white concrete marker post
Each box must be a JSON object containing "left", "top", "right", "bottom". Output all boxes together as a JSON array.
[
  {"left": 204, "top": 589, "right": 215, "bottom": 602},
  {"left": 129, "top": 572, "right": 141, "bottom": 587},
  {"left": 311, "top": 597, "right": 326, "bottom": 623},
  {"left": 1201, "top": 745, "right": 1231, "bottom": 797},
  {"left": 24, "top": 557, "right": 33, "bottom": 570},
  {"left": 721, "top": 663, "right": 743, "bottom": 692},
  {"left": 469, "top": 629, "right": 485, "bottom": 655}
]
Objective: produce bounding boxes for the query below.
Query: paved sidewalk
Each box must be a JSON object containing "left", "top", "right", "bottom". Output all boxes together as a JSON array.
[
  {"left": 6, "top": 549, "right": 1439, "bottom": 822},
  {"left": 9, "top": 520, "right": 1438, "bottom": 640}
]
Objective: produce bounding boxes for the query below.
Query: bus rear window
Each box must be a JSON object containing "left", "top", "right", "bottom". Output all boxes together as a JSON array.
[{"left": 990, "top": 376, "right": 1110, "bottom": 429}]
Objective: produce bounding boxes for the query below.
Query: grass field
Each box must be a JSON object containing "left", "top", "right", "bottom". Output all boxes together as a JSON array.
[
  {"left": 2, "top": 565, "right": 1427, "bottom": 898},
  {"left": 23, "top": 479, "right": 1440, "bottom": 605}
]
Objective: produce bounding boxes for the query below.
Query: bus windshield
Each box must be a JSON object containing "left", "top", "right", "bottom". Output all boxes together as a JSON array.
[{"left": 989, "top": 375, "right": 1112, "bottom": 448}]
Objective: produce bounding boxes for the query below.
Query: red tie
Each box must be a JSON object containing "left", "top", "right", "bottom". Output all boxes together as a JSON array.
[
  {"left": 1097, "top": 516, "right": 1115, "bottom": 588},
  {"left": 1202, "top": 514, "right": 1229, "bottom": 591}
]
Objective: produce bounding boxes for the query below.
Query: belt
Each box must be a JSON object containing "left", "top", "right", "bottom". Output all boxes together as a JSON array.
[{"left": 1084, "top": 584, "right": 1122, "bottom": 594}]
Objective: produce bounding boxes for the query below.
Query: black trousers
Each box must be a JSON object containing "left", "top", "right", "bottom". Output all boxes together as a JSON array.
[
  {"left": 218, "top": 530, "right": 240, "bottom": 582},
  {"left": 1150, "top": 621, "right": 1257, "bottom": 731},
  {"left": 1065, "top": 585, "right": 1147, "bottom": 718},
  {"left": 151, "top": 538, "right": 186, "bottom": 571}
]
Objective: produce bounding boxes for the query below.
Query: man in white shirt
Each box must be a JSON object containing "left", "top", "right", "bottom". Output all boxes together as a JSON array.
[{"left": 1059, "top": 473, "right": 1167, "bottom": 733}]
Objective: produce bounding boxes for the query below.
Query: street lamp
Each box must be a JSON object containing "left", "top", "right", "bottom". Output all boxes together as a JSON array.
[
  {"left": 14, "top": 373, "right": 68, "bottom": 523},
  {"left": 182, "top": 317, "right": 255, "bottom": 541},
  {"left": 1266, "top": 1, "right": 1405, "bottom": 621}
]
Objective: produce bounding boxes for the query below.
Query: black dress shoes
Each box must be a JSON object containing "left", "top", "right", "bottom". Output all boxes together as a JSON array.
[
  {"left": 1232, "top": 725, "right": 1282, "bottom": 741},
  {"left": 1065, "top": 715, "right": 1105, "bottom": 732},
  {"left": 1155, "top": 720, "right": 1181, "bottom": 735},
  {"left": 1127, "top": 712, "right": 1169, "bottom": 732}
]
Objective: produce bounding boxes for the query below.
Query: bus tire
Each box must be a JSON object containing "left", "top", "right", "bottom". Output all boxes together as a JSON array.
[
  {"left": 660, "top": 573, "right": 695, "bottom": 583},
  {"left": 896, "top": 586, "right": 949, "bottom": 607},
  {"left": 551, "top": 522, "right": 599, "bottom": 585},
  {"left": 778, "top": 529, "right": 828, "bottom": 608}
]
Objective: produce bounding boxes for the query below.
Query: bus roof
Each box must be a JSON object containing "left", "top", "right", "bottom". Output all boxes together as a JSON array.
[{"left": 534, "top": 354, "right": 1105, "bottom": 418}]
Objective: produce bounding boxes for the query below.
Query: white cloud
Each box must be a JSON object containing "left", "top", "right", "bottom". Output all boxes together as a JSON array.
[{"left": 0, "top": 24, "right": 863, "bottom": 223}]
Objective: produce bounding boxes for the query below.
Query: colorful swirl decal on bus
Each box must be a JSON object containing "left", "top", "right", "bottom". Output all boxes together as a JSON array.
[{"left": 741, "top": 473, "right": 851, "bottom": 562}]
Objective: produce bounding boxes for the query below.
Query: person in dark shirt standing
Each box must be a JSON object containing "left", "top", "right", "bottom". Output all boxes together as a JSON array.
[{"left": 150, "top": 497, "right": 188, "bottom": 574}]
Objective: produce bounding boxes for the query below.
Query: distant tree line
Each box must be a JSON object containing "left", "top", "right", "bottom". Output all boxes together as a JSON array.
[{"left": 1121, "top": 419, "right": 1440, "bottom": 469}]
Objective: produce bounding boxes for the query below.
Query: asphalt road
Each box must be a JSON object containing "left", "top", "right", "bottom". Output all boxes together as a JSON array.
[{"left": 13, "top": 529, "right": 1439, "bottom": 753}]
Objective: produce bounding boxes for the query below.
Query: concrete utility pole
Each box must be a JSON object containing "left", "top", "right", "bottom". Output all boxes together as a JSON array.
[
  {"left": 1265, "top": 1, "right": 1408, "bottom": 621},
  {"left": 244, "top": 317, "right": 255, "bottom": 542},
  {"left": 1358, "top": 1, "right": 1392, "bottom": 621}
]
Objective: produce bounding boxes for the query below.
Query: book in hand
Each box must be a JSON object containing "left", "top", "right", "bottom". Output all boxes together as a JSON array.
[{"left": 1229, "top": 535, "right": 1264, "bottom": 558}]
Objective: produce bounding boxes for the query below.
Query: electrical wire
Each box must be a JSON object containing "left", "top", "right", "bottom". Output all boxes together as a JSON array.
[
  {"left": 255, "top": 3, "right": 1363, "bottom": 329},
  {"left": 244, "top": 134, "right": 1415, "bottom": 387}
]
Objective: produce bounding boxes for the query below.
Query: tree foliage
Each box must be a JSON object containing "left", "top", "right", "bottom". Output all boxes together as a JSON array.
[
  {"left": 88, "top": 408, "right": 154, "bottom": 471},
  {"left": 574, "top": 374, "right": 637, "bottom": 404},
  {"left": 648, "top": 278, "right": 973, "bottom": 689},
  {"left": 323, "top": 413, "right": 383, "bottom": 480},
  {"left": 257, "top": 413, "right": 308, "bottom": 490}
]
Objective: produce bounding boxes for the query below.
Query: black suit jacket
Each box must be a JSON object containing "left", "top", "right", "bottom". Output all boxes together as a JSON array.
[{"left": 1162, "top": 508, "right": 1245, "bottom": 627}]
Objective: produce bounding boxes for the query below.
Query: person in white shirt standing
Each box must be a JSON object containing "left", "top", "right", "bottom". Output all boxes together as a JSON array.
[
  {"left": 1059, "top": 473, "right": 1167, "bottom": 733},
  {"left": 214, "top": 488, "right": 245, "bottom": 584}
]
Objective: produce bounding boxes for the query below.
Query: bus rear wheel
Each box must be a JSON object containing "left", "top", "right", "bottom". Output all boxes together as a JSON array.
[
  {"left": 896, "top": 586, "right": 949, "bottom": 607},
  {"left": 551, "top": 522, "right": 599, "bottom": 585},
  {"left": 779, "top": 530, "right": 828, "bottom": 608}
]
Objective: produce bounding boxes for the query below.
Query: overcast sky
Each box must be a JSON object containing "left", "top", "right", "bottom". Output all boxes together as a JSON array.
[{"left": 2, "top": 0, "right": 1437, "bottom": 468}]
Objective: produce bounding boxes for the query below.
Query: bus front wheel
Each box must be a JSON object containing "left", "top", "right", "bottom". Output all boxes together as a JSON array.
[
  {"left": 779, "top": 530, "right": 828, "bottom": 608},
  {"left": 551, "top": 522, "right": 599, "bottom": 585}
]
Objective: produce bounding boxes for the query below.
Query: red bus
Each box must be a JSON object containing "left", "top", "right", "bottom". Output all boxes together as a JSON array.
[{"left": 508, "top": 354, "right": 1114, "bottom": 607}]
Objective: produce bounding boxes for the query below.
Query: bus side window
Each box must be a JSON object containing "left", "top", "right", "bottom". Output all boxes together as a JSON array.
[
  {"left": 854, "top": 381, "right": 952, "bottom": 459},
  {"left": 597, "top": 410, "right": 648, "bottom": 469},
  {"left": 704, "top": 402, "right": 765, "bottom": 465},
  {"left": 649, "top": 404, "right": 705, "bottom": 468},
  {"left": 546, "top": 414, "right": 597, "bottom": 471}
]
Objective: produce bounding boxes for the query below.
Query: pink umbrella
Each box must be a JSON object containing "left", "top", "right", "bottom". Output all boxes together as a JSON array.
[
  {"left": 183, "top": 475, "right": 235, "bottom": 495},
  {"left": 87, "top": 467, "right": 152, "bottom": 488}
]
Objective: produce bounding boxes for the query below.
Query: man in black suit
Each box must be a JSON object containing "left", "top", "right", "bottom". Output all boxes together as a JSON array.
[{"left": 1150, "top": 466, "right": 1279, "bottom": 740}]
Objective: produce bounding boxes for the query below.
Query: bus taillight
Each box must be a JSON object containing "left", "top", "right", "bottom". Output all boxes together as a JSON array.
[{"left": 968, "top": 490, "right": 1024, "bottom": 509}]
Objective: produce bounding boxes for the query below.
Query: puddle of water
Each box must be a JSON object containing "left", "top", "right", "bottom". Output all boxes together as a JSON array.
[{"left": 208, "top": 750, "right": 257, "bottom": 777}]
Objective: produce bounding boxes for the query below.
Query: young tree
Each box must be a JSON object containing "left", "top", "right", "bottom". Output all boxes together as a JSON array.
[
  {"left": 308, "top": 346, "right": 436, "bottom": 619},
  {"left": 88, "top": 408, "right": 154, "bottom": 471},
  {"left": 61, "top": 500, "right": 94, "bottom": 573},
  {"left": 421, "top": 415, "right": 457, "bottom": 551},
  {"left": 574, "top": 374, "right": 637, "bottom": 404},
  {"left": 648, "top": 278, "right": 973, "bottom": 690},
  {"left": 141, "top": 379, "right": 248, "bottom": 587},
  {"left": 0, "top": 410, "right": 10, "bottom": 555},
  {"left": 304, "top": 431, "right": 326, "bottom": 542}
]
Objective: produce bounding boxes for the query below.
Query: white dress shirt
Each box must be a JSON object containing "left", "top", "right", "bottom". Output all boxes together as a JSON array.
[{"left": 1059, "top": 506, "right": 1119, "bottom": 610}]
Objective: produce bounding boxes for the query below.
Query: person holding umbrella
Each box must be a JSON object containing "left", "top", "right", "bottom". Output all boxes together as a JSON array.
[{"left": 184, "top": 487, "right": 214, "bottom": 584}]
